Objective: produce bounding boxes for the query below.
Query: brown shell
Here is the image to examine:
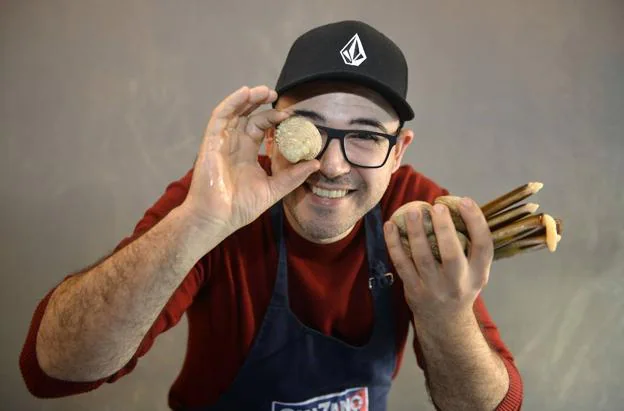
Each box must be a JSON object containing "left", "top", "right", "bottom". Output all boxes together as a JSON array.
[
  {"left": 397, "top": 230, "right": 470, "bottom": 263},
  {"left": 433, "top": 195, "right": 468, "bottom": 234},
  {"left": 390, "top": 200, "right": 470, "bottom": 262},
  {"left": 391, "top": 201, "right": 434, "bottom": 234},
  {"left": 275, "top": 116, "right": 323, "bottom": 163}
]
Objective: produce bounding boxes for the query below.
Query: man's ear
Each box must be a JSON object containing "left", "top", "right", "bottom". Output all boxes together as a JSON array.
[{"left": 390, "top": 128, "right": 414, "bottom": 173}]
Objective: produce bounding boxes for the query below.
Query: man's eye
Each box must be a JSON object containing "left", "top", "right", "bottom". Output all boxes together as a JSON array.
[{"left": 354, "top": 133, "right": 382, "bottom": 142}]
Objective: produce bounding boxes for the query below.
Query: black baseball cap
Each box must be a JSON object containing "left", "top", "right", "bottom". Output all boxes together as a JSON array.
[{"left": 274, "top": 20, "right": 414, "bottom": 122}]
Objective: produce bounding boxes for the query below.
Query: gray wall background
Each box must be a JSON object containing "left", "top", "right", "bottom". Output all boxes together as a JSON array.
[{"left": 2, "top": 1, "right": 623, "bottom": 410}]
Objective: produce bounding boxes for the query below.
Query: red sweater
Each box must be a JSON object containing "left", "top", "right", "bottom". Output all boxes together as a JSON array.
[{"left": 20, "top": 156, "right": 523, "bottom": 410}]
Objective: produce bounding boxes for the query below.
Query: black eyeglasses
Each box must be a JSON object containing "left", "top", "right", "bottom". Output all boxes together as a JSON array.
[{"left": 313, "top": 124, "right": 401, "bottom": 168}]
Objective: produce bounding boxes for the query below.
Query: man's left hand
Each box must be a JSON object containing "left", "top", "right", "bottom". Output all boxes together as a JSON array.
[{"left": 384, "top": 197, "right": 494, "bottom": 324}]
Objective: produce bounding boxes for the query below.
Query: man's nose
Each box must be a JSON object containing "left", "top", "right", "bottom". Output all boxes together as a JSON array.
[{"left": 318, "top": 139, "right": 351, "bottom": 179}]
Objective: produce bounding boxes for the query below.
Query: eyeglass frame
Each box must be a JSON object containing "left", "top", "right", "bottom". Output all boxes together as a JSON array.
[{"left": 313, "top": 122, "right": 404, "bottom": 169}]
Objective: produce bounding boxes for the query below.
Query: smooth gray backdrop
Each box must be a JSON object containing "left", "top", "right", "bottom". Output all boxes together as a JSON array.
[{"left": 2, "top": 1, "right": 623, "bottom": 410}]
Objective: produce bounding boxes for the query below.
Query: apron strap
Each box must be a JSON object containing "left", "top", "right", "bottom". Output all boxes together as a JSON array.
[
  {"left": 364, "top": 204, "right": 394, "bottom": 293},
  {"left": 269, "top": 201, "right": 289, "bottom": 307}
]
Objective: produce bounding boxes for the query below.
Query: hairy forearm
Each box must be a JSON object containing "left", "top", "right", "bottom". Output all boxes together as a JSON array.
[
  {"left": 414, "top": 310, "right": 510, "bottom": 411},
  {"left": 36, "top": 205, "right": 228, "bottom": 382}
]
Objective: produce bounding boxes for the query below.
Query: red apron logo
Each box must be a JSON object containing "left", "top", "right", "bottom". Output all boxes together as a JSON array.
[{"left": 272, "top": 387, "right": 369, "bottom": 411}]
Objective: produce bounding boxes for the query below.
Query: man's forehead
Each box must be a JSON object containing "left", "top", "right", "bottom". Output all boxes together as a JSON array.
[{"left": 276, "top": 82, "right": 399, "bottom": 126}]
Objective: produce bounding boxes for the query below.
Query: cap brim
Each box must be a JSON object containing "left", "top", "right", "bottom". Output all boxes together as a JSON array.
[{"left": 275, "top": 70, "right": 414, "bottom": 122}]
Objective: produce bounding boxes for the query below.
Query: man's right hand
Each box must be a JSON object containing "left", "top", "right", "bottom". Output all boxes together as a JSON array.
[
  {"left": 30, "top": 85, "right": 319, "bottom": 384},
  {"left": 182, "top": 85, "right": 320, "bottom": 233}
]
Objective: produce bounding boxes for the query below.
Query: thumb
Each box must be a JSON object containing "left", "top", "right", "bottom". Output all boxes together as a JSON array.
[{"left": 267, "top": 160, "right": 320, "bottom": 200}]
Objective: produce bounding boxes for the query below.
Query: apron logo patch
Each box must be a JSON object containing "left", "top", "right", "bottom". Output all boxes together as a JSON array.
[{"left": 272, "top": 387, "right": 369, "bottom": 411}]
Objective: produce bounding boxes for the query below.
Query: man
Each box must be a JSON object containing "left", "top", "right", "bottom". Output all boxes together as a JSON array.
[{"left": 20, "top": 20, "right": 523, "bottom": 410}]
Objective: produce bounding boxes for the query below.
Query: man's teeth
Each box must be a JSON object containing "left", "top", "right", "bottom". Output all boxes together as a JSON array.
[{"left": 310, "top": 185, "right": 349, "bottom": 199}]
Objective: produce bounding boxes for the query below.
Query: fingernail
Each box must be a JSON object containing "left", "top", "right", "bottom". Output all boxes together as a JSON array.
[
  {"left": 408, "top": 210, "right": 420, "bottom": 222},
  {"left": 433, "top": 204, "right": 446, "bottom": 214},
  {"left": 385, "top": 222, "right": 395, "bottom": 234},
  {"left": 461, "top": 197, "right": 474, "bottom": 209}
]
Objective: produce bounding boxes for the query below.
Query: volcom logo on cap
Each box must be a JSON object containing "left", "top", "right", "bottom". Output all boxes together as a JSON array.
[{"left": 340, "top": 34, "right": 367, "bottom": 67}]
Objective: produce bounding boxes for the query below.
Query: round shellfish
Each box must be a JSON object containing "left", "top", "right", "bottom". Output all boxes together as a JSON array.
[{"left": 275, "top": 116, "right": 323, "bottom": 163}]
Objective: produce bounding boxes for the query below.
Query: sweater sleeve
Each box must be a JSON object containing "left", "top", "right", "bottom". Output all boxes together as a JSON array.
[
  {"left": 473, "top": 296, "right": 524, "bottom": 410},
  {"left": 19, "top": 168, "right": 208, "bottom": 398},
  {"left": 384, "top": 165, "right": 523, "bottom": 409}
]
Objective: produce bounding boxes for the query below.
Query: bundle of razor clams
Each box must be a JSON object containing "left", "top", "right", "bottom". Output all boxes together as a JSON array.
[{"left": 390, "top": 182, "right": 562, "bottom": 262}]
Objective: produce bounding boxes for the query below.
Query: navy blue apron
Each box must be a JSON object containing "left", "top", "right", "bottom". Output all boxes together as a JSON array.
[{"left": 182, "top": 201, "right": 397, "bottom": 411}]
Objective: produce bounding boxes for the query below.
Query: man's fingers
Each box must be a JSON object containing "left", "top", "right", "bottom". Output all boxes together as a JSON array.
[
  {"left": 241, "top": 88, "right": 278, "bottom": 116},
  {"left": 206, "top": 85, "right": 276, "bottom": 136},
  {"left": 383, "top": 221, "right": 421, "bottom": 291},
  {"left": 431, "top": 204, "right": 467, "bottom": 277},
  {"left": 267, "top": 160, "right": 320, "bottom": 201},
  {"left": 245, "top": 109, "right": 291, "bottom": 141},
  {"left": 241, "top": 103, "right": 262, "bottom": 117},
  {"left": 405, "top": 209, "right": 439, "bottom": 283},
  {"left": 458, "top": 197, "right": 494, "bottom": 287},
  {"left": 206, "top": 86, "right": 250, "bottom": 135},
  {"left": 249, "top": 85, "right": 277, "bottom": 105},
  {"left": 241, "top": 86, "right": 276, "bottom": 117}
]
